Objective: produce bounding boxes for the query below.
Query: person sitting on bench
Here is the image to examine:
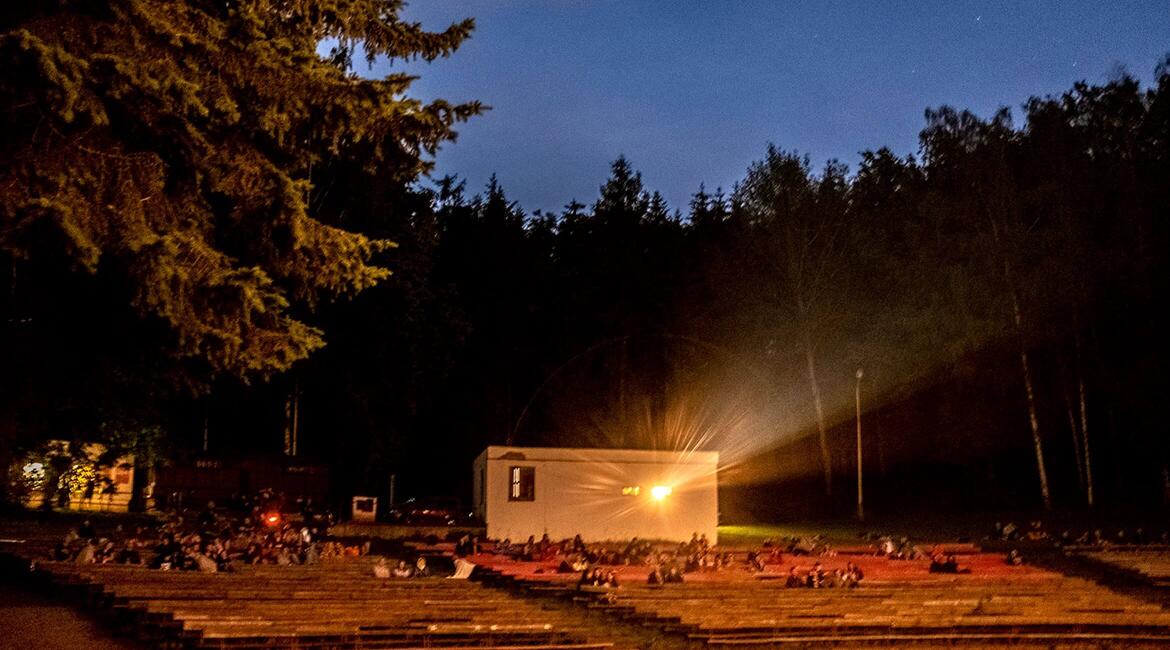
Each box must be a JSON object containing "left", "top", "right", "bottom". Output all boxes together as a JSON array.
[
  {"left": 373, "top": 558, "right": 391, "bottom": 579},
  {"left": 392, "top": 559, "right": 413, "bottom": 578},
  {"left": 647, "top": 564, "right": 665, "bottom": 585},
  {"left": 845, "top": 562, "right": 864, "bottom": 587},
  {"left": 805, "top": 562, "right": 825, "bottom": 588},
  {"left": 784, "top": 566, "right": 803, "bottom": 588},
  {"left": 414, "top": 556, "right": 430, "bottom": 577},
  {"left": 930, "top": 553, "right": 970, "bottom": 574},
  {"left": 603, "top": 569, "right": 620, "bottom": 588}
]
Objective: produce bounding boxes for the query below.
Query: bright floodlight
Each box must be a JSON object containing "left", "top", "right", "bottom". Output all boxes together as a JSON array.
[{"left": 650, "top": 485, "right": 672, "bottom": 501}]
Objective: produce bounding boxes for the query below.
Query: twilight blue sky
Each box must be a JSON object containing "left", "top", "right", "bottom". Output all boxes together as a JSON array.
[{"left": 382, "top": 1, "right": 1170, "bottom": 215}]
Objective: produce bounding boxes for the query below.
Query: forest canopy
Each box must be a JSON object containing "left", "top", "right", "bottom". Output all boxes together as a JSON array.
[
  {"left": 2, "top": 2, "right": 1168, "bottom": 515},
  {"left": 296, "top": 64, "right": 1168, "bottom": 512}
]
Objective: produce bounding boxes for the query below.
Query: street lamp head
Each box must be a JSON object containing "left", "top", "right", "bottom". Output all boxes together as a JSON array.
[{"left": 856, "top": 368, "right": 864, "bottom": 380}]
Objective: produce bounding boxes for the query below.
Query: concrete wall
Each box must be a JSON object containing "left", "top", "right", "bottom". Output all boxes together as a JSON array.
[{"left": 473, "top": 446, "right": 718, "bottom": 543}]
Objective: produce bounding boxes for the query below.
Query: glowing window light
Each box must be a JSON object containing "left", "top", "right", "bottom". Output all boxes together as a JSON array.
[
  {"left": 22, "top": 462, "right": 46, "bottom": 491},
  {"left": 61, "top": 461, "right": 96, "bottom": 496},
  {"left": 621, "top": 486, "right": 640, "bottom": 496},
  {"left": 650, "top": 485, "right": 672, "bottom": 501}
]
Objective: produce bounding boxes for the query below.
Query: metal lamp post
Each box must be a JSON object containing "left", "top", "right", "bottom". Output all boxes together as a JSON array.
[{"left": 855, "top": 368, "right": 864, "bottom": 522}]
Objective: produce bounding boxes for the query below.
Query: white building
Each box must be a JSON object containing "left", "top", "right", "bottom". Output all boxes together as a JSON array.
[
  {"left": 472, "top": 445, "right": 718, "bottom": 543},
  {"left": 13, "top": 441, "right": 136, "bottom": 512}
]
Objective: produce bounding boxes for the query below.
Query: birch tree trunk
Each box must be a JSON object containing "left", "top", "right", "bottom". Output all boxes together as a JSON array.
[
  {"left": 801, "top": 332, "right": 833, "bottom": 497},
  {"left": 1057, "top": 352, "right": 1086, "bottom": 490},
  {"left": 1074, "top": 318, "right": 1093, "bottom": 507},
  {"left": 1009, "top": 283, "right": 1051, "bottom": 510},
  {"left": 987, "top": 201, "right": 1052, "bottom": 510}
]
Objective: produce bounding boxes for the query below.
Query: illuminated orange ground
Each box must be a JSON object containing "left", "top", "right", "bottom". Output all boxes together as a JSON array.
[{"left": 469, "top": 547, "right": 1053, "bottom": 584}]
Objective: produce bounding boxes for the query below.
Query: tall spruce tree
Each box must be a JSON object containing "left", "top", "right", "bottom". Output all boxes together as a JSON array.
[{"left": 0, "top": 1, "right": 482, "bottom": 386}]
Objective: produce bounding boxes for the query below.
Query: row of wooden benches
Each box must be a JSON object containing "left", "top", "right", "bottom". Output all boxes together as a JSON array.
[
  {"left": 16, "top": 543, "right": 1170, "bottom": 648},
  {"left": 1079, "top": 550, "right": 1170, "bottom": 584},
  {"left": 476, "top": 558, "right": 1170, "bottom": 647},
  {"left": 28, "top": 557, "right": 621, "bottom": 650}
]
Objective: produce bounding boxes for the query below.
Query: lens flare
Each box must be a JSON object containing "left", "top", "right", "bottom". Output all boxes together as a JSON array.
[{"left": 650, "top": 485, "right": 672, "bottom": 500}]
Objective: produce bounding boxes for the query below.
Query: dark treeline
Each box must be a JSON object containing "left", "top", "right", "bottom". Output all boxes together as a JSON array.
[
  {"left": 3, "top": 8, "right": 1167, "bottom": 517},
  {"left": 275, "top": 64, "right": 1168, "bottom": 516}
]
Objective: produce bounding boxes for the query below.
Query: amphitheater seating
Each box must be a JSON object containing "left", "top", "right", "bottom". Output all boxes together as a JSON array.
[
  {"left": 1077, "top": 550, "right": 1170, "bottom": 587},
  {"left": 9, "top": 536, "right": 1170, "bottom": 648},
  {"left": 473, "top": 552, "right": 1170, "bottom": 647},
  {"left": 31, "top": 559, "right": 616, "bottom": 650}
]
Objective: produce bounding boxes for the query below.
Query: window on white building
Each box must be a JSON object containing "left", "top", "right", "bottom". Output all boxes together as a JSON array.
[{"left": 509, "top": 466, "right": 535, "bottom": 501}]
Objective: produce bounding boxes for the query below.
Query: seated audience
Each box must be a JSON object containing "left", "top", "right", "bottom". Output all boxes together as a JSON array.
[
  {"left": 929, "top": 553, "right": 970, "bottom": 574},
  {"left": 805, "top": 562, "right": 824, "bottom": 588},
  {"left": 845, "top": 562, "right": 864, "bottom": 587},
  {"left": 784, "top": 566, "right": 803, "bottom": 588},
  {"left": 43, "top": 488, "right": 362, "bottom": 573},
  {"left": 647, "top": 565, "right": 665, "bottom": 585},
  {"left": 373, "top": 558, "right": 391, "bottom": 579},
  {"left": 578, "top": 568, "right": 603, "bottom": 588},
  {"left": 603, "top": 569, "right": 620, "bottom": 588},
  {"left": 393, "top": 560, "right": 413, "bottom": 578}
]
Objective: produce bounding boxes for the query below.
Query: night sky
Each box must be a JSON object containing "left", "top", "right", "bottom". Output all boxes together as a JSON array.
[{"left": 386, "top": 0, "right": 1170, "bottom": 213}]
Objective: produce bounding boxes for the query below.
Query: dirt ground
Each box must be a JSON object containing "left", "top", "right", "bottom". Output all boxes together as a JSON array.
[{"left": 0, "top": 581, "right": 143, "bottom": 650}]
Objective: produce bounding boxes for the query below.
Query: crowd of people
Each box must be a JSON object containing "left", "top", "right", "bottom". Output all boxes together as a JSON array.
[
  {"left": 491, "top": 533, "right": 666, "bottom": 567},
  {"left": 48, "top": 491, "right": 363, "bottom": 573},
  {"left": 578, "top": 567, "right": 622, "bottom": 588},
  {"left": 873, "top": 536, "right": 926, "bottom": 560},
  {"left": 551, "top": 535, "right": 721, "bottom": 589},
  {"left": 373, "top": 556, "right": 432, "bottom": 579},
  {"left": 483, "top": 531, "right": 859, "bottom": 588},
  {"left": 782, "top": 561, "right": 864, "bottom": 588},
  {"left": 928, "top": 552, "right": 971, "bottom": 574},
  {"left": 373, "top": 529, "right": 871, "bottom": 596},
  {"left": 481, "top": 531, "right": 744, "bottom": 583},
  {"left": 992, "top": 520, "right": 1170, "bottom": 548},
  {"left": 768, "top": 535, "right": 835, "bottom": 557},
  {"left": 47, "top": 506, "right": 1068, "bottom": 588}
]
